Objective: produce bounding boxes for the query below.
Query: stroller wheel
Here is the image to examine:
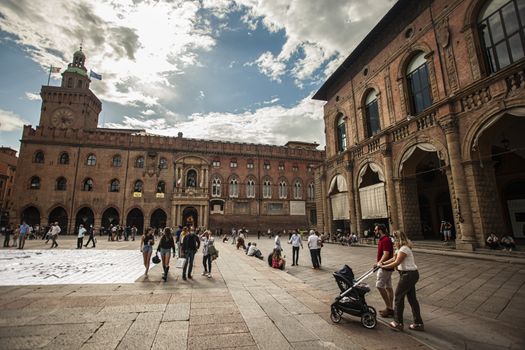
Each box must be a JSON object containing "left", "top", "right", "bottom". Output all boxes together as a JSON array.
[
  {"left": 330, "top": 308, "right": 342, "bottom": 323},
  {"left": 367, "top": 306, "right": 377, "bottom": 316},
  {"left": 361, "top": 311, "right": 376, "bottom": 329}
]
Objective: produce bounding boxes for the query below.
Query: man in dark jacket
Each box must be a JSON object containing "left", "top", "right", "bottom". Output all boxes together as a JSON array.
[{"left": 181, "top": 228, "right": 200, "bottom": 280}]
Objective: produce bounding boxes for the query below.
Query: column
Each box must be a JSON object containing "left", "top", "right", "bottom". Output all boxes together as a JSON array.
[
  {"left": 345, "top": 161, "right": 357, "bottom": 235},
  {"left": 382, "top": 146, "right": 398, "bottom": 231},
  {"left": 440, "top": 116, "right": 476, "bottom": 250}
]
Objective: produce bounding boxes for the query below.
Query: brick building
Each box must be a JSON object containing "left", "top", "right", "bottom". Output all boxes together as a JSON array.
[
  {"left": 0, "top": 147, "right": 17, "bottom": 227},
  {"left": 313, "top": 0, "right": 525, "bottom": 249},
  {"left": 11, "top": 49, "right": 324, "bottom": 235}
]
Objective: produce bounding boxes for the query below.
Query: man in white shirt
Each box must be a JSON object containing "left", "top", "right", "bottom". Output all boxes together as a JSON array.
[
  {"left": 307, "top": 230, "right": 320, "bottom": 269},
  {"left": 288, "top": 230, "right": 303, "bottom": 266},
  {"left": 274, "top": 232, "right": 282, "bottom": 252},
  {"left": 77, "top": 224, "right": 86, "bottom": 249},
  {"left": 50, "top": 222, "right": 61, "bottom": 248}
]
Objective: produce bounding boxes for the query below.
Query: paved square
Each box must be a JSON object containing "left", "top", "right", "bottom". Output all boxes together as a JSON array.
[{"left": 0, "top": 249, "right": 151, "bottom": 285}]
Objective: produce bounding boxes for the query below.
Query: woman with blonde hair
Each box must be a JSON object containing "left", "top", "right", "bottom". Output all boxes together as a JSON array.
[{"left": 379, "top": 230, "right": 424, "bottom": 332}]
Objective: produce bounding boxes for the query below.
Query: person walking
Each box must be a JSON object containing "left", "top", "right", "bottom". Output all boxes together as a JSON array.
[
  {"left": 307, "top": 229, "right": 320, "bottom": 269},
  {"left": 373, "top": 224, "right": 394, "bottom": 318},
  {"left": 274, "top": 231, "right": 282, "bottom": 252},
  {"left": 18, "top": 221, "right": 30, "bottom": 249},
  {"left": 289, "top": 230, "right": 303, "bottom": 266},
  {"left": 3, "top": 223, "right": 13, "bottom": 248},
  {"left": 379, "top": 230, "right": 424, "bottom": 332},
  {"left": 200, "top": 230, "right": 214, "bottom": 278},
  {"left": 84, "top": 224, "right": 96, "bottom": 248},
  {"left": 49, "top": 222, "right": 61, "bottom": 248},
  {"left": 157, "top": 228, "right": 176, "bottom": 282},
  {"left": 131, "top": 225, "right": 137, "bottom": 241},
  {"left": 76, "top": 224, "right": 86, "bottom": 249},
  {"left": 181, "top": 228, "right": 200, "bottom": 280},
  {"left": 140, "top": 228, "right": 155, "bottom": 276}
]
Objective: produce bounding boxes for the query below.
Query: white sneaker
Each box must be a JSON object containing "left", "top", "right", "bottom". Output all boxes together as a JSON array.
[
  {"left": 207, "top": 273, "right": 211, "bottom": 278},
  {"left": 201, "top": 272, "right": 207, "bottom": 276}
]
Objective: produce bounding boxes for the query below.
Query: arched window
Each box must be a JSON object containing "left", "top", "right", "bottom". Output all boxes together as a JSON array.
[
  {"left": 212, "top": 177, "right": 221, "bottom": 197},
  {"left": 293, "top": 181, "right": 303, "bottom": 199},
  {"left": 83, "top": 178, "right": 94, "bottom": 191},
  {"left": 134, "top": 180, "right": 143, "bottom": 193},
  {"left": 336, "top": 114, "right": 347, "bottom": 153},
  {"left": 56, "top": 177, "right": 67, "bottom": 191},
  {"left": 86, "top": 154, "right": 96, "bottom": 166},
  {"left": 186, "top": 169, "right": 197, "bottom": 187},
  {"left": 67, "top": 77, "right": 73, "bottom": 88},
  {"left": 30, "top": 176, "right": 40, "bottom": 190},
  {"left": 278, "top": 181, "right": 287, "bottom": 199},
  {"left": 479, "top": 0, "right": 524, "bottom": 73},
  {"left": 59, "top": 152, "right": 69, "bottom": 165},
  {"left": 109, "top": 179, "right": 120, "bottom": 192},
  {"left": 246, "top": 179, "right": 255, "bottom": 198},
  {"left": 263, "top": 180, "right": 272, "bottom": 199},
  {"left": 229, "top": 178, "right": 239, "bottom": 198},
  {"left": 308, "top": 182, "right": 315, "bottom": 201},
  {"left": 135, "top": 156, "right": 144, "bottom": 168},
  {"left": 159, "top": 157, "right": 168, "bottom": 169},
  {"left": 406, "top": 52, "right": 432, "bottom": 114},
  {"left": 34, "top": 151, "right": 44, "bottom": 163},
  {"left": 157, "top": 181, "right": 166, "bottom": 193},
  {"left": 112, "top": 155, "right": 122, "bottom": 167},
  {"left": 364, "top": 90, "right": 381, "bottom": 137}
]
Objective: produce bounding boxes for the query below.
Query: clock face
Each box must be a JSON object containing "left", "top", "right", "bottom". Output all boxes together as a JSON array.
[{"left": 52, "top": 108, "right": 74, "bottom": 128}]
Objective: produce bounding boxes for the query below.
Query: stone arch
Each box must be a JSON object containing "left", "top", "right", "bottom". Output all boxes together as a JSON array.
[
  {"left": 462, "top": 0, "right": 488, "bottom": 28},
  {"left": 356, "top": 161, "right": 385, "bottom": 188},
  {"left": 395, "top": 138, "right": 449, "bottom": 178},
  {"left": 396, "top": 43, "right": 434, "bottom": 81}
]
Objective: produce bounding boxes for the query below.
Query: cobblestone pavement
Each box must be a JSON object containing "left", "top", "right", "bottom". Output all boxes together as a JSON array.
[{"left": 0, "top": 236, "right": 524, "bottom": 349}]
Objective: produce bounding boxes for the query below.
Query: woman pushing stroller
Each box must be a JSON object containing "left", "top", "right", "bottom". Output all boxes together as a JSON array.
[{"left": 377, "top": 230, "right": 424, "bottom": 332}]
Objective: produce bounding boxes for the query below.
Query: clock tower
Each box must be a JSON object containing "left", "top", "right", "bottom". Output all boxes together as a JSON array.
[{"left": 39, "top": 47, "right": 101, "bottom": 129}]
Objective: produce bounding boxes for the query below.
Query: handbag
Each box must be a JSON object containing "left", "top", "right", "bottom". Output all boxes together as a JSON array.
[
  {"left": 208, "top": 245, "right": 217, "bottom": 256},
  {"left": 175, "top": 257, "right": 186, "bottom": 268},
  {"left": 152, "top": 253, "right": 161, "bottom": 264}
]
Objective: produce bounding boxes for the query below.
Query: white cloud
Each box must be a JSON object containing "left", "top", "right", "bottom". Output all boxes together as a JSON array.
[
  {"left": 24, "top": 92, "right": 41, "bottom": 101},
  {"left": 0, "top": 109, "right": 27, "bottom": 131},
  {"left": 247, "top": 51, "right": 287, "bottom": 83},
  {"left": 141, "top": 109, "right": 155, "bottom": 116},
  {"left": 107, "top": 95, "right": 325, "bottom": 147}
]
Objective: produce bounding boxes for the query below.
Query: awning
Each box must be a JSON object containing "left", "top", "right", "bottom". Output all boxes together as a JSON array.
[{"left": 359, "top": 182, "right": 388, "bottom": 219}]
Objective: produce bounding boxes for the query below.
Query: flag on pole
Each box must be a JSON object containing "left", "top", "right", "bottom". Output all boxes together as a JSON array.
[
  {"left": 50, "top": 66, "right": 61, "bottom": 73},
  {"left": 89, "top": 70, "right": 102, "bottom": 80}
]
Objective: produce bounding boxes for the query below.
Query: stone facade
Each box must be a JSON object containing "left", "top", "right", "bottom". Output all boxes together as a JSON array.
[
  {"left": 0, "top": 147, "right": 17, "bottom": 227},
  {"left": 314, "top": 0, "right": 525, "bottom": 249},
  {"left": 11, "top": 50, "right": 324, "bottom": 235}
]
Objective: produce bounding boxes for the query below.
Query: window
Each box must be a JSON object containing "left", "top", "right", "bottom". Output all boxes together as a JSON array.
[
  {"left": 247, "top": 179, "right": 255, "bottom": 198},
  {"left": 30, "top": 176, "right": 41, "bottom": 190},
  {"left": 34, "top": 151, "right": 44, "bottom": 164},
  {"left": 264, "top": 162, "right": 271, "bottom": 170},
  {"left": 278, "top": 181, "right": 287, "bottom": 199},
  {"left": 83, "top": 178, "right": 94, "bottom": 191},
  {"left": 294, "top": 181, "right": 303, "bottom": 199},
  {"left": 212, "top": 178, "right": 221, "bottom": 197},
  {"left": 186, "top": 169, "right": 197, "bottom": 187},
  {"left": 308, "top": 182, "right": 315, "bottom": 201},
  {"left": 110, "top": 179, "right": 120, "bottom": 192},
  {"left": 112, "top": 155, "right": 122, "bottom": 167},
  {"left": 406, "top": 52, "right": 432, "bottom": 114},
  {"left": 135, "top": 156, "right": 144, "bottom": 168},
  {"left": 59, "top": 152, "right": 69, "bottom": 165},
  {"left": 263, "top": 180, "right": 272, "bottom": 198},
  {"left": 56, "top": 177, "right": 67, "bottom": 191},
  {"left": 336, "top": 114, "right": 347, "bottom": 152},
  {"left": 247, "top": 162, "right": 254, "bottom": 169},
  {"left": 159, "top": 158, "right": 168, "bottom": 169},
  {"left": 229, "top": 178, "right": 239, "bottom": 198},
  {"left": 77, "top": 80, "right": 82, "bottom": 88},
  {"left": 365, "top": 90, "right": 381, "bottom": 137},
  {"left": 86, "top": 154, "right": 96, "bottom": 166},
  {"left": 157, "top": 181, "right": 166, "bottom": 193},
  {"left": 213, "top": 160, "right": 220, "bottom": 167},
  {"left": 67, "top": 77, "right": 73, "bottom": 88},
  {"left": 134, "top": 180, "right": 143, "bottom": 193},
  {"left": 479, "top": 0, "right": 525, "bottom": 73},
  {"left": 278, "top": 163, "right": 285, "bottom": 171},
  {"left": 230, "top": 160, "right": 238, "bottom": 168},
  {"left": 293, "top": 165, "right": 298, "bottom": 172}
]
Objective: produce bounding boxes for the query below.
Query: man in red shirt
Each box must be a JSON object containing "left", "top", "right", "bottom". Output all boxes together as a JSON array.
[{"left": 373, "top": 224, "right": 394, "bottom": 318}]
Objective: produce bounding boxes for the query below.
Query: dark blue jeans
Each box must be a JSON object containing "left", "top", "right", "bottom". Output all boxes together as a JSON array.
[
  {"left": 183, "top": 250, "right": 195, "bottom": 277},
  {"left": 309, "top": 249, "right": 319, "bottom": 268}
]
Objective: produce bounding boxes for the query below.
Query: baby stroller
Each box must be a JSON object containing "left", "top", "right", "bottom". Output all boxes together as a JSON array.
[{"left": 330, "top": 265, "right": 379, "bottom": 329}]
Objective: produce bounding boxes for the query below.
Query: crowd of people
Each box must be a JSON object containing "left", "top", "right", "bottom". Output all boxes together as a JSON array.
[{"left": 486, "top": 233, "right": 516, "bottom": 251}]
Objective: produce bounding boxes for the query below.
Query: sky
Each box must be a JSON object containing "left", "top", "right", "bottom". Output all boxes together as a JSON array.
[{"left": 0, "top": 0, "right": 396, "bottom": 153}]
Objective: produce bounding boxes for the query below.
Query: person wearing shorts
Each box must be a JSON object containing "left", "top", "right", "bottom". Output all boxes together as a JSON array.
[
  {"left": 374, "top": 224, "right": 394, "bottom": 318},
  {"left": 140, "top": 228, "right": 155, "bottom": 276},
  {"left": 157, "top": 228, "right": 176, "bottom": 282}
]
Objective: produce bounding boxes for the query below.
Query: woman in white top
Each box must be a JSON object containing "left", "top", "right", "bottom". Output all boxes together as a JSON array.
[{"left": 379, "top": 230, "right": 424, "bottom": 332}]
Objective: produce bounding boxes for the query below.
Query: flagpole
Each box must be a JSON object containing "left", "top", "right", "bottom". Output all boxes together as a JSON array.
[{"left": 47, "top": 66, "right": 52, "bottom": 86}]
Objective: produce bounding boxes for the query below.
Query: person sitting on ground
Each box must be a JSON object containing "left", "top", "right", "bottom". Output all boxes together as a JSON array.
[
  {"left": 271, "top": 248, "right": 286, "bottom": 270},
  {"left": 486, "top": 233, "right": 500, "bottom": 250},
  {"left": 500, "top": 235, "right": 516, "bottom": 252},
  {"left": 245, "top": 242, "right": 251, "bottom": 254},
  {"left": 350, "top": 232, "right": 358, "bottom": 244},
  {"left": 247, "top": 242, "right": 264, "bottom": 259}
]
